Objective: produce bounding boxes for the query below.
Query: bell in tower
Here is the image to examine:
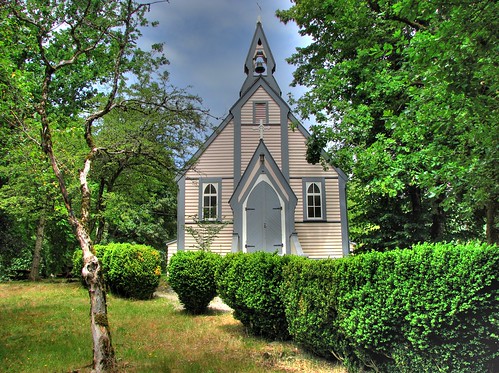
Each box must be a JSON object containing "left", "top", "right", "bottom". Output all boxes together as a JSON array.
[
  {"left": 253, "top": 49, "right": 267, "bottom": 75},
  {"left": 240, "top": 19, "right": 281, "bottom": 97}
]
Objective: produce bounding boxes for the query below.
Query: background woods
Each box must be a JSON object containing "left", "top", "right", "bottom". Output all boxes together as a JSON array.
[{"left": 277, "top": 0, "right": 498, "bottom": 250}]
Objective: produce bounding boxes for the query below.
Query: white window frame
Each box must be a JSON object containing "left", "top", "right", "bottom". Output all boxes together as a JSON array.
[
  {"left": 303, "top": 179, "right": 326, "bottom": 221},
  {"left": 199, "top": 178, "right": 222, "bottom": 221}
]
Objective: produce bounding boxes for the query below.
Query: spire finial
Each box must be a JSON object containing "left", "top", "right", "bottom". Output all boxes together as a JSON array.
[{"left": 257, "top": 15, "right": 262, "bottom": 24}]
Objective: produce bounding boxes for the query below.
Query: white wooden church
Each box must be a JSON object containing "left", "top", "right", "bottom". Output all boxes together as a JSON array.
[{"left": 169, "top": 20, "right": 349, "bottom": 259}]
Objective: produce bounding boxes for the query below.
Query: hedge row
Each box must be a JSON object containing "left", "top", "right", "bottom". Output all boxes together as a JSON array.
[
  {"left": 72, "top": 243, "right": 162, "bottom": 300},
  {"left": 168, "top": 243, "right": 498, "bottom": 372},
  {"left": 282, "top": 242, "right": 498, "bottom": 372},
  {"left": 215, "top": 251, "right": 298, "bottom": 340}
]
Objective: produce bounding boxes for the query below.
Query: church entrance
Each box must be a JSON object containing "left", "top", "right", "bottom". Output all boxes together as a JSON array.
[{"left": 245, "top": 181, "right": 283, "bottom": 253}]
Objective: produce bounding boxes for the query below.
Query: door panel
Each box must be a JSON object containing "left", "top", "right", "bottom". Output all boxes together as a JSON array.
[{"left": 245, "top": 182, "right": 282, "bottom": 253}]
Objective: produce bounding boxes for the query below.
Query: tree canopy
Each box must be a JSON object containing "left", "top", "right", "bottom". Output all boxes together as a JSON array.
[
  {"left": 1, "top": 1, "right": 207, "bottom": 370},
  {"left": 278, "top": 0, "right": 498, "bottom": 250}
]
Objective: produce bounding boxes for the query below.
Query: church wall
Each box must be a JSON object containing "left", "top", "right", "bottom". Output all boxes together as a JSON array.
[
  {"left": 240, "top": 126, "right": 281, "bottom": 169},
  {"left": 240, "top": 87, "right": 282, "bottom": 172},
  {"left": 180, "top": 120, "right": 235, "bottom": 253},
  {"left": 183, "top": 224, "right": 234, "bottom": 255},
  {"left": 294, "top": 222, "right": 344, "bottom": 259},
  {"left": 186, "top": 121, "right": 235, "bottom": 179},
  {"left": 287, "top": 123, "right": 345, "bottom": 256},
  {"left": 288, "top": 126, "right": 337, "bottom": 178}
]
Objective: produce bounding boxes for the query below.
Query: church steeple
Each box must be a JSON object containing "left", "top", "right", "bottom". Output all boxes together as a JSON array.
[{"left": 240, "top": 18, "right": 281, "bottom": 97}]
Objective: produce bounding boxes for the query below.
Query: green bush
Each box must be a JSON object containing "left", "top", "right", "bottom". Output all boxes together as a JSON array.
[
  {"left": 281, "top": 257, "right": 358, "bottom": 366},
  {"left": 167, "top": 250, "right": 222, "bottom": 314},
  {"left": 216, "top": 251, "right": 297, "bottom": 340},
  {"left": 281, "top": 242, "right": 499, "bottom": 372},
  {"left": 101, "top": 243, "right": 162, "bottom": 299}
]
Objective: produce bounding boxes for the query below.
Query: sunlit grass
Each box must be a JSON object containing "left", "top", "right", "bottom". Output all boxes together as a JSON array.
[{"left": 0, "top": 281, "right": 345, "bottom": 372}]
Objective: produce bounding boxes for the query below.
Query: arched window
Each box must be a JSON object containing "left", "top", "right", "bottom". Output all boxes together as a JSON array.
[
  {"left": 305, "top": 181, "right": 324, "bottom": 220},
  {"left": 202, "top": 183, "right": 218, "bottom": 220}
]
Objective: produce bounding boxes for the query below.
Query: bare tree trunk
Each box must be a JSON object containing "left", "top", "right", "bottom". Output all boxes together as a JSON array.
[
  {"left": 29, "top": 211, "right": 46, "bottom": 281},
  {"left": 486, "top": 199, "right": 498, "bottom": 245},
  {"left": 76, "top": 221, "right": 116, "bottom": 372},
  {"left": 40, "top": 96, "right": 116, "bottom": 371},
  {"left": 77, "top": 159, "right": 117, "bottom": 373}
]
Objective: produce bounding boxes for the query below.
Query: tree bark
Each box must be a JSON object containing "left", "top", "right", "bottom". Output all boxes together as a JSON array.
[
  {"left": 430, "top": 194, "right": 446, "bottom": 241},
  {"left": 39, "top": 79, "right": 116, "bottom": 371},
  {"left": 29, "top": 211, "right": 46, "bottom": 281},
  {"left": 76, "top": 221, "right": 116, "bottom": 373},
  {"left": 486, "top": 199, "right": 498, "bottom": 245}
]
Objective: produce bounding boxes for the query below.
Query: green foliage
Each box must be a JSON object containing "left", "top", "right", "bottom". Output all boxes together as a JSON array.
[
  {"left": 281, "top": 242, "right": 499, "bottom": 372},
  {"left": 167, "top": 250, "right": 222, "bottom": 314},
  {"left": 101, "top": 243, "right": 162, "bottom": 300},
  {"left": 216, "top": 252, "right": 297, "bottom": 340},
  {"left": 277, "top": 1, "right": 498, "bottom": 248},
  {"left": 0, "top": 0, "right": 207, "bottom": 282}
]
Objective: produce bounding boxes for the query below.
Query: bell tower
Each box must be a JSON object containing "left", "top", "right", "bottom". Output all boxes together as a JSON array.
[{"left": 240, "top": 18, "right": 281, "bottom": 97}]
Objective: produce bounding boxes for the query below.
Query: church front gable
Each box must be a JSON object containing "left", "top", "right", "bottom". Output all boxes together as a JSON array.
[{"left": 230, "top": 140, "right": 297, "bottom": 254}]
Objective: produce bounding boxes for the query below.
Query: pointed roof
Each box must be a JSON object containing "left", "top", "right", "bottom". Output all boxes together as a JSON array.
[
  {"left": 229, "top": 139, "right": 297, "bottom": 208},
  {"left": 240, "top": 19, "right": 281, "bottom": 97}
]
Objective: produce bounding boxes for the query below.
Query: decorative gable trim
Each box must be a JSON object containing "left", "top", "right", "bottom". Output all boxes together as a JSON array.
[{"left": 230, "top": 140, "right": 297, "bottom": 253}]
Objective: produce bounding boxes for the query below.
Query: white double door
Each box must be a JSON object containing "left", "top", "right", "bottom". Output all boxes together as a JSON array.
[{"left": 245, "top": 181, "right": 283, "bottom": 253}]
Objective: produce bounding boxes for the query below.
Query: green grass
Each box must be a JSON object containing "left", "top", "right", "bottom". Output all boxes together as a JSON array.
[{"left": 0, "top": 281, "right": 345, "bottom": 372}]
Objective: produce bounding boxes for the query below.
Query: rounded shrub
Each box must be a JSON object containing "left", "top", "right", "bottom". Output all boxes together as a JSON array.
[
  {"left": 102, "top": 243, "right": 162, "bottom": 299},
  {"left": 216, "top": 251, "right": 297, "bottom": 340},
  {"left": 167, "top": 250, "right": 222, "bottom": 314}
]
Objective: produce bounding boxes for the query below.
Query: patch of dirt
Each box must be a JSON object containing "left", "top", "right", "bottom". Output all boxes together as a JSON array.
[{"left": 154, "top": 285, "right": 232, "bottom": 313}]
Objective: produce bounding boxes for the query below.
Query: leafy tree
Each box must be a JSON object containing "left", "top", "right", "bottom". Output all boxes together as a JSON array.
[
  {"left": 2, "top": 1, "right": 206, "bottom": 371},
  {"left": 278, "top": 0, "right": 498, "bottom": 250},
  {"left": 90, "top": 81, "right": 205, "bottom": 248}
]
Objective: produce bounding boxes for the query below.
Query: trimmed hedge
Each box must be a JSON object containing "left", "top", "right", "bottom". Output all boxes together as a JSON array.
[
  {"left": 215, "top": 251, "right": 299, "bottom": 340},
  {"left": 281, "top": 242, "right": 499, "bottom": 372},
  {"left": 101, "top": 243, "right": 162, "bottom": 299},
  {"left": 167, "top": 250, "right": 222, "bottom": 314}
]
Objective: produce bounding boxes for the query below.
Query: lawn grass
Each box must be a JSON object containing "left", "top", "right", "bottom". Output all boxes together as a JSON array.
[{"left": 0, "top": 281, "right": 345, "bottom": 372}]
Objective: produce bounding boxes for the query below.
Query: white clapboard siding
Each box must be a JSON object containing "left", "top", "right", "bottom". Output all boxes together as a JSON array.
[
  {"left": 240, "top": 87, "right": 280, "bottom": 124},
  {"left": 184, "top": 178, "right": 234, "bottom": 222},
  {"left": 291, "top": 178, "right": 341, "bottom": 223},
  {"left": 325, "top": 180, "right": 341, "bottom": 221},
  {"left": 186, "top": 121, "right": 235, "bottom": 179},
  {"left": 288, "top": 125, "right": 337, "bottom": 178},
  {"left": 183, "top": 224, "right": 234, "bottom": 255},
  {"left": 295, "top": 222, "right": 344, "bottom": 259},
  {"left": 241, "top": 126, "right": 281, "bottom": 170},
  {"left": 221, "top": 179, "right": 234, "bottom": 218}
]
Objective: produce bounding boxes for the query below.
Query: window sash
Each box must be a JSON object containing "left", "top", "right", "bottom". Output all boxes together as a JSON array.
[
  {"left": 305, "top": 181, "right": 323, "bottom": 220},
  {"left": 202, "top": 183, "right": 218, "bottom": 221}
]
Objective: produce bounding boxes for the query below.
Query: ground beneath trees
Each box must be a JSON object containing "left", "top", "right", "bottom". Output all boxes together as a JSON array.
[{"left": 154, "top": 283, "right": 233, "bottom": 313}]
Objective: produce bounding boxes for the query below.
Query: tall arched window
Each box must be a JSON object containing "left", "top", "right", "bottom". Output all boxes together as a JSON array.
[
  {"left": 202, "top": 183, "right": 218, "bottom": 220},
  {"left": 304, "top": 180, "right": 325, "bottom": 221}
]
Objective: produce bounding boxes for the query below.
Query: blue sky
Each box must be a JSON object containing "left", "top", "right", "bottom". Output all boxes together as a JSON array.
[{"left": 139, "top": 0, "right": 310, "bottom": 125}]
